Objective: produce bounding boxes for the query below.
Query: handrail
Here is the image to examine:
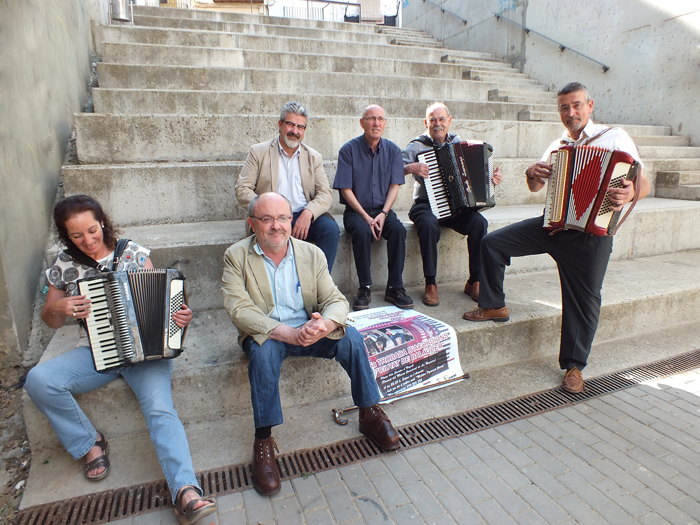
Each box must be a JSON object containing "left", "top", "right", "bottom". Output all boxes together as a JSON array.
[
  {"left": 305, "top": 0, "right": 361, "bottom": 21},
  {"left": 494, "top": 13, "right": 610, "bottom": 73},
  {"left": 421, "top": 0, "right": 467, "bottom": 25}
]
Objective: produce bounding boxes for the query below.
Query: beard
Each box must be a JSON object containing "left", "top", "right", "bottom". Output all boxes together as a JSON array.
[
  {"left": 283, "top": 133, "right": 301, "bottom": 150},
  {"left": 565, "top": 116, "right": 584, "bottom": 134}
]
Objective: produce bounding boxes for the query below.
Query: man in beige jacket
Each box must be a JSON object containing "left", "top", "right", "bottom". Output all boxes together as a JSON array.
[
  {"left": 235, "top": 102, "right": 340, "bottom": 270},
  {"left": 222, "top": 192, "right": 399, "bottom": 497}
]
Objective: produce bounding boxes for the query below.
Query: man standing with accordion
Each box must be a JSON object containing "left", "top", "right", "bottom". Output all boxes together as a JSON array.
[
  {"left": 402, "top": 102, "right": 502, "bottom": 307},
  {"left": 463, "top": 82, "right": 650, "bottom": 393}
]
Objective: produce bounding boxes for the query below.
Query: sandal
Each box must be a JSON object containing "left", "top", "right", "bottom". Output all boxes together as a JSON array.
[
  {"left": 175, "top": 486, "right": 217, "bottom": 525},
  {"left": 84, "top": 432, "right": 110, "bottom": 482}
]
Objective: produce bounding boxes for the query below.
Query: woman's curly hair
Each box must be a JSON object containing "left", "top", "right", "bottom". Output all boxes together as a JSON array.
[{"left": 54, "top": 195, "right": 120, "bottom": 251}]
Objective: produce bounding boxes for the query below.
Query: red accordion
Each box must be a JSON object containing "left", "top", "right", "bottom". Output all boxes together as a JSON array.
[{"left": 543, "top": 145, "right": 640, "bottom": 236}]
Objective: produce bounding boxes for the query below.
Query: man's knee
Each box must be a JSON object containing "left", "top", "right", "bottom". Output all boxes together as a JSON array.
[
  {"left": 245, "top": 339, "right": 285, "bottom": 371},
  {"left": 313, "top": 215, "right": 340, "bottom": 241}
]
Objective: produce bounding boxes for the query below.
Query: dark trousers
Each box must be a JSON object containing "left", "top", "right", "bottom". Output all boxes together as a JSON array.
[
  {"left": 479, "top": 215, "right": 613, "bottom": 371},
  {"left": 408, "top": 199, "right": 488, "bottom": 283},
  {"left": 292, "top": 210, "right": 340, "bottom": 272},
  {"left": 343, "top": 207, "right": 406, "bottom": 288}
]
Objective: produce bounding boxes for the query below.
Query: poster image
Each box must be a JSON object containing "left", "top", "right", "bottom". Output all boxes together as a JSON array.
[{"left": 347, "top": 306, "right": 465, "bottom": 399}]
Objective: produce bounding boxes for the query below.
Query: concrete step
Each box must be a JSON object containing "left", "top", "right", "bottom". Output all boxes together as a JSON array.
[
  {"left": 462, "top": 67, "right": 530, "bottom": 79},
  {"left": 132, "top": 14, "right": 392, "bottom": 44},
  {"left": 91, "top": 88, "right": 558, "bottom": 121},
  {"left": 73, "top": 113, "right": 683, "bottom": 164},
  {"left": 42, "top": 198, "right": 700, "bottom": 311},
  {"left": 60, "top": 154, "right": 682, "bottom": 227},
  {"left": 437, "top": 49, "right": 500, "bottom": 61},
  {"left": 657, "top": 186, "right": 700, "bottom": 201},
  {"left": 441, "top": 54, "right": 514, "bottom": 68},
  {"left": 95, "top": 63, "right": 521, "bottom": 101},
  {"left": 23, "top": 249, "right": 700, "bottom": 506},
  {"left": 518, "top": 110, "right": 560, "bottom": 122},
  {"left": 100, "top": 43, "right": 474, "bottom": 81},
  {"left": 633, "top": 135, "right": 690, "bottom": 147},
  {"left": 97, "top": 25, "right": 476, "bottom": 65},
  {"left": 489, "top": 89, "right": 558, "bottom": 104},
  {"left": 390, "top": 37, "right": 444, "bottom": 48},
  {"left": 465, "top": 73, "right": 540, "bottom": 87},
  {"left": 638, "top": 145, "right": 700, "bottom": 158},
  {"left": 133, "top": 5, "right": 383, "bottom": 33},
  {"left": 657, "top": 170, "right": 700, "bottom": 188}
]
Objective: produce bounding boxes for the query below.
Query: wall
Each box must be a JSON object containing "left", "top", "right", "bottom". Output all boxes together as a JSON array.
[
  {"left": 401, "top": 0, "right": 700, "bottom": 146},
  {"left": 0, "top": 0, "right": 104, "bottom": 377}
]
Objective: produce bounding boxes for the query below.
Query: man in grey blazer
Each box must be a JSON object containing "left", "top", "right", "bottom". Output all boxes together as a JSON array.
[
  {"left": 236, "top": 102, "right": 340, "bottom": 271},
  {"left": 222, "top": 192, "right": 400, "bottom": 497}
]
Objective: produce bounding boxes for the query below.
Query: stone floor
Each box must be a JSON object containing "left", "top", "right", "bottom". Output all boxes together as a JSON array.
[{"left": 109, "top": 368, "right": 700, "bottom": 525}]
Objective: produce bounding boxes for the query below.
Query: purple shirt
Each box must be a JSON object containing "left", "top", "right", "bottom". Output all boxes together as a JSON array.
[{"left": 333, "top": 135, "right": 405, "bottom": 208}]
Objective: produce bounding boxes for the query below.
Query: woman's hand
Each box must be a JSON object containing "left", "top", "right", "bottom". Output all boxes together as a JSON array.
[{"left": 42, "top": 285, "right": 91, "bottom": 328}]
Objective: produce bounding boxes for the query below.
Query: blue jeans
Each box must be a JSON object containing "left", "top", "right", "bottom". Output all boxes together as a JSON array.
[
  {"left": 24, "top": 346, "right": 199, "bottom": 503},
  {"left": 241, "top": 326, "right": 380, "bottom": 428},
  {"left": 292, "top": 211, "right": 340, "bottom": 272}
]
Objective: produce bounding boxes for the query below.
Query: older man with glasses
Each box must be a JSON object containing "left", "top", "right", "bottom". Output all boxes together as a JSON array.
[
  {"left": 333, "top": 105, "right": 413, "bottom": 311},
  {"left": 236, "top": 102, "right": 340, "bottom": 271},
  {"left": 222, "top": 192, "right": 400, "bottom": 497}
]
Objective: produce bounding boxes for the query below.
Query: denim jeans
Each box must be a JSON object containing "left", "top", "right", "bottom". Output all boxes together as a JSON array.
[
  {"left": 292, "top": 210, "right": 340, "bottom": 272},
  {"left": 24, "top": 346, "right": 199, "bottom": 503},
  {"left": 242, "top": 326, "right": 380, "bottom": 428}
]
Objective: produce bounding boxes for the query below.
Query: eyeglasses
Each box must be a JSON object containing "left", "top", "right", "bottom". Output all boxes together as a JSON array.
[
  {"left": 362, "top": 116, "right": 387, "bottom": 123},
  {"left": 251, "top": 215, "right": 293, "bottom": 225},
  {"left": 558, "top": 102, "right": 586, "bottom": 113},
  {"left": 282, "top": 120, "right": 307, "bottom": 131},
  {"left": 429, "top": 117, "right": 448, "bottom": 124}
]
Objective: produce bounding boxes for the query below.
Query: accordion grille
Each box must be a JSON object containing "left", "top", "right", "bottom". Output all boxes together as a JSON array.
[{"left": 127, "top": 270, "right": 167, "bottom": 357}]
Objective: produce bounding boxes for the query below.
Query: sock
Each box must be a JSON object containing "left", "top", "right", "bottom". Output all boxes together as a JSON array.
[{"left": 255, "top": 426, "right": 272, "bottom": 440}]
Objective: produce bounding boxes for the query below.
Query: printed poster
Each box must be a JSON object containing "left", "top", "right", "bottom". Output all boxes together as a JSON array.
[{"left": 347, "top": 306, "right": 465, "bottom": 400}]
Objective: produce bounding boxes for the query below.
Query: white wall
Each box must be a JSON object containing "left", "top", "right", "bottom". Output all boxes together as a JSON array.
[{"left": 402, "top": 0, "right": 700, "bottom": 146}]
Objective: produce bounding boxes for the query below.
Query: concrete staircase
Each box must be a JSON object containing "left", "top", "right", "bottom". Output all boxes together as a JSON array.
[{"left": 22, "top": 5, "right": 700, "bottom": 508}]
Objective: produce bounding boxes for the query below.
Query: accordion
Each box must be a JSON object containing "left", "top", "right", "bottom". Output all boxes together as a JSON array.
[
  {"left": 78, "top": 269, "right": 187, "bottom": 372},
  {"left": 544, "top": 145, "right": 640, "bottom": 236},
  {"left": 417, "top": 141, "right": 495, "bottom": 219}
]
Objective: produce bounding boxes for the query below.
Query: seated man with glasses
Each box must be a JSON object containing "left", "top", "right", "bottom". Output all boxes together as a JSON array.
[
  {"left": 333, "top": 105, "right": 413, "bottom": 311},
  {"left": 222, "top": 192, "right": 400, "bottom": 497},
  {"left": 402, "top": 102, "right": 502, "bottom": 307},
  {"left": 236, "top": 102, "right": 340, "bottom": 271}
]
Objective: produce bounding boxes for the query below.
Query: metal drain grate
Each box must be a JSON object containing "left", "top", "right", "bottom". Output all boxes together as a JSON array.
[{"left": 17, "top": 349, "right": 700, "bottom": 525}]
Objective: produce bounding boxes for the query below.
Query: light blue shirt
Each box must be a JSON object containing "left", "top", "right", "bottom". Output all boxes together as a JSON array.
[
  {"left": 276, "top": 141, "right": 308, "bottom": 213},
  {"left": 254, "top": 241, "right": 308, "bottom": 328}
]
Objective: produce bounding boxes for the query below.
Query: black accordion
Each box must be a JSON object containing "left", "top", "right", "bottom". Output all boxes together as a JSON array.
[
  {"left": 417, "top": 141, "right": 496, "bottom": 219},
  {"left": 77, "top": 269, "right": 187, "bottom": 372}
]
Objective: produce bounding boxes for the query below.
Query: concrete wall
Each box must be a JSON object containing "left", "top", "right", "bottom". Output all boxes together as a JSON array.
[
  {"left": 0, "top": 0, "right": 104, "bottom": 376},
  {"left": 402, "top": 0, "right": 700, "bottom": 146}
]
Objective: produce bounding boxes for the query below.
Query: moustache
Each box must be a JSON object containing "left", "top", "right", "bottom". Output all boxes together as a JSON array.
[
  {"left": 287, "top": 132, "right": 300, "bottom": 140},
  {"left": 431, "top": 126, "right": 445, "bottom": 132}
]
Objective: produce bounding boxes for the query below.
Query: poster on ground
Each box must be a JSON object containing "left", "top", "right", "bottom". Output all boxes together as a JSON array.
[{"left": 347, "top": 306, "right": 465, "bottom": 400}]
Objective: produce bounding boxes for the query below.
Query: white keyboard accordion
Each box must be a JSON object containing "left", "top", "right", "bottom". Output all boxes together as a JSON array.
[
  {"left": 417, "top": 141, "right": 496, "bottom": 219},
  {"left": 77, "top": 269, "right": 187, "bottom": 372},
  {"left": 544, "top": 145, "right": 640, "bottom": 236}
]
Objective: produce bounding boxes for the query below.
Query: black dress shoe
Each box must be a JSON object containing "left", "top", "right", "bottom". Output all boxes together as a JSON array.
[
  {"left": 384, "top": 286, "right": 413, "bottom": 309},
  {"left": 353, "top": 286, "right": 371, "bottom": 311},
  {"left": 252, "top": 436, "right": 280, "bottom": 496},
  {"left": 359, "top": 405, "right": 400, "bottom": 451}
]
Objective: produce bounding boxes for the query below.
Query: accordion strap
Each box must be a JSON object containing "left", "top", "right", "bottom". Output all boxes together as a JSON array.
[{"left": 65, "top": 238, "right": 131, "bottom": 272}]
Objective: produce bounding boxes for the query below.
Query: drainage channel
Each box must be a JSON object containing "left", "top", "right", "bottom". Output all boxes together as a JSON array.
[{"left": 17, "top": 348, "right": 700, "bottom": 525}]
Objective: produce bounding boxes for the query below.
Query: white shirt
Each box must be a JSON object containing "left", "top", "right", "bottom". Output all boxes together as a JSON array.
[
  {"left": 541, "top": 120, "right": 643, "bottom": 167},
  {"left": 277, "top": 141, "right": 308, "bottom": 214}
]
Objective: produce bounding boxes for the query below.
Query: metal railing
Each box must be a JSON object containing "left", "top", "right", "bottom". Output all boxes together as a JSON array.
[
  {"left": 421, "top": 0, "right": 467, "bottom": 25},
  {"left": 301, "top": 0, "right": 361, "bottom": 23},
  {"left": 494, "top": 12, "right": 610, "bottom": 73}
]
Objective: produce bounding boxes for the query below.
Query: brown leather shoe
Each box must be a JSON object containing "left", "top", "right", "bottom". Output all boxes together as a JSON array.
[
  {"left": 464, "top": 281, "right": 480, "bottom": 302},
  {"left": 462, "top": 306, "right": 509, "bottom": 322},
  {"left": 422, "top": 284, "right": 439, "bottom": 306},
  {"left": 252, "top": 436, "right": 280, "bottom": 495},
  {"left": 359, "top": 405, "right": 400, "bottom": 451},
  {"left": 562, "top": 367, "right": 584, "bottom": 393}
]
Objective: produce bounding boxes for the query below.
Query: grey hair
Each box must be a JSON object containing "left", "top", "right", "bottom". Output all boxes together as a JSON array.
[
  {"left": 279, "top": 102, "right": 309, "bottom": 122},
  {"left": 425, "top": 102, "right": 450, "bottom": 120},
  {"left": 248, "top": 193, "right": 293, "bottom": 217},
  {"left": 558, "top": 82, "right": 591, "bottom": 102}
]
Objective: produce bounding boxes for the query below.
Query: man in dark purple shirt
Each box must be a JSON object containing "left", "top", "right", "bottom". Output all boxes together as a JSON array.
[{"left": 333, "top": 105, "right": 413, "bottom": 311}]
